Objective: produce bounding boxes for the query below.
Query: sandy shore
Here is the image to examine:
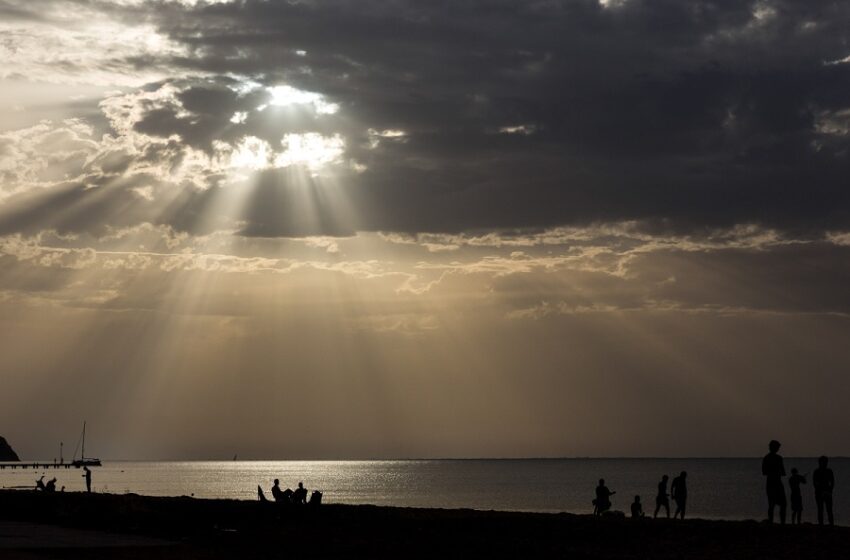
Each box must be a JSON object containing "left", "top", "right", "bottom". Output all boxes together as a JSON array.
[{"left": 0, "top": 490, "right": 847, "bottom": 559}]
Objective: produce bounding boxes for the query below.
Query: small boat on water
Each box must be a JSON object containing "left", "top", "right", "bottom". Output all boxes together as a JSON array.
[{"left": 71, "top": 422, "right": 102, "bottom": 468}]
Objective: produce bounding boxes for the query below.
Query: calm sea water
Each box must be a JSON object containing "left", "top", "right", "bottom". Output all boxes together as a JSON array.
[{"left": 2, "top": 459, "right": 846, "bottom": 523}]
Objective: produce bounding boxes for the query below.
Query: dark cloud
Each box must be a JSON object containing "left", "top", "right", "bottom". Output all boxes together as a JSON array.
[
  {"left": 2, "top": 0, "right": 850, "bottom": 238},
  {"left": 121, "top": 0, "right": 850, "bottom": 235}
]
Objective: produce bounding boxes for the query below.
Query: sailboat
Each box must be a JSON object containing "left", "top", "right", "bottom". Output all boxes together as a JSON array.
[{"left": 71, "top": 422, "right": 102, "bottom": 468}]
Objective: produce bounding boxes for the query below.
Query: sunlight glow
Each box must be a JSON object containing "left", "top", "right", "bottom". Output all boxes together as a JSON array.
[
  {"left": 498, "top": 125, "right": 536, "bottom": 135},
  {"left": 274, "top": 133, "right": 345, "bottom": 170},
  {"left": 229, "top": 136, "right": 272, "bottom": 170},
  {"left": 267, "top": 85, "right": 340, "bottom": 115}
]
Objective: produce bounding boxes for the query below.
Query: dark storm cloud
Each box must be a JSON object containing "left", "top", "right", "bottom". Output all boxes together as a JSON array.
[
  {"left": 97, "top": 0, "right": 849, "bottom": 235},
  {"left": 2, "top": 0, "right": 850, "bottom": 238}
]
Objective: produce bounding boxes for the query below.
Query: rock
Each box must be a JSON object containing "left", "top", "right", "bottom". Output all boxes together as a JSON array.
[{"left": 0, "top": 436, "right": 20, "bottom": 461}]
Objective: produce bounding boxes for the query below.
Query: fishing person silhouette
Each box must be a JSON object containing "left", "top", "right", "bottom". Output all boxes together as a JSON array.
[
  {"left": 762, "top": 440, "right": 787, "bottom": 524},
  {"left": 593, "top": 479, "right": 615, "bottom": 515}
]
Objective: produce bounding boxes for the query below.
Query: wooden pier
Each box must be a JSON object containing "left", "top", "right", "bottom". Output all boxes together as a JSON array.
[{"left": 0, "top": 462, "right": 100, "bottom": 470}]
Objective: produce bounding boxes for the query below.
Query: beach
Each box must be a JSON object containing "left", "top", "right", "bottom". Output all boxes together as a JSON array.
[{"left": 1, "top": 490, "right": 847, "bottom": 559}]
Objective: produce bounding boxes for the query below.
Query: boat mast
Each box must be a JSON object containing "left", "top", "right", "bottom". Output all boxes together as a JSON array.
[{"left": 82, "top": 422, "right": 86, "bottom": 460}]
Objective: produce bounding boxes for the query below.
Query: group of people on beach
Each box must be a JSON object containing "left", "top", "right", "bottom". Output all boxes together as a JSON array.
[
  {"left": 596, "top": 440, "right": 837, "bottom": 526},
  {"left": 258, "top": 479, "right": 322, "bottom": 507},
  {"left": 594, "top": 471, "right": 688, "bottom": 520},
  {"left": 763, "top": 440, "right": 835, "bottom": 526},
  {"left": 34, "top": 466, "right": 93, "bottom": 494}
]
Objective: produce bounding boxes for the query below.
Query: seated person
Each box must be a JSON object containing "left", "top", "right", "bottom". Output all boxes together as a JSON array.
[
  {"left": 631, "top": 495, "right": 644, "bottom": 518},
  {"left": 271, "top": 479, "right": 286, "bottom": 502},
  {"left": 309, "top": 490, "right": 323, "bottom": 507},
  {"left": 293, "top": 482, "right": 308, "bottom": 505}
]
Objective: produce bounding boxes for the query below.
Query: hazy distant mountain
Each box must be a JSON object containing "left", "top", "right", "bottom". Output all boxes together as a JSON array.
[{"left": 0, "top": 436, "right": 20, "bottom": 461}]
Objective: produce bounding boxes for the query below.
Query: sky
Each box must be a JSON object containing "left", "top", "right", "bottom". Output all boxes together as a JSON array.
[{"left": 1, "top": 0, "right": 850, "bottom": 460}]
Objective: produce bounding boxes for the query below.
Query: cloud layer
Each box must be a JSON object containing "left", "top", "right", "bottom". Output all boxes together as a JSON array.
[
  {"left": 2, "top": 0, "right": 850, "bottom": 459},
  {"left": 1, "top": 0, "right": 850, "bottom": 237}
]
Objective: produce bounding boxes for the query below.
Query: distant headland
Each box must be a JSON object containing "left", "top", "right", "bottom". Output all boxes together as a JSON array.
[{"left": 0, "top": 436, "right": 19, "bottom": 461}]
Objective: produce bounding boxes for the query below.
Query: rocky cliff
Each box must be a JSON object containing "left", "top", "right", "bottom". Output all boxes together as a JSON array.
[{"left": 0, "top": 436, "right": 20, "bottom": 461}]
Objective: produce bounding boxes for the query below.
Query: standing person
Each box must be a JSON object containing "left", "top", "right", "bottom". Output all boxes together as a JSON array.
[
  {"left": 654, "top": 475, "right": 670, "bottom": 519},
  {"left": 671, "top": 472, "right": 688, "bottom": 520},
  {"left": 813, "top": 456, "right": 835, "bottom": 526},
  {"left": 788, "top": 468, "right": 806, "bottom": 524},
  {"left": 594, "top": 479, "right": 615, "bottom": 515},
  {"left": 83, "top": 466, "right": 92, "bottom": 493},
  {"left": 762, "top": 440, "right": 787, "bottom": 524}
]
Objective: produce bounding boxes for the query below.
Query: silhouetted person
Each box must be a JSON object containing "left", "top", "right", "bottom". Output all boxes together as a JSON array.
[
  {"left": 271, "top": 479, "right": 285, "bottom": 502},
  {"left": 671, "top": 471, "right": 687, "bottom": 519},
  {"left": 83, "top": 466, "right": 92, "bottom": 493},
  {"left": 631, "top": 495, "right": 644, "bottom": 518},
  {"left": 45, "top": 478, "right": 57, "bottom": 492},
  {"left": 813, "top": 456, "right": 835, "bottom": 526},
  {"left": 762, "top": 440, "right": 787, "bottom": 524},
  {"left": 293, "top": 482, "right": 308, "bottom": 505},
  {"left": 654, "top": 475, "right": 670, "bottom": 519},
  {"left": 309, "top": 490, "right": 323, "bottom": 508},
  {"left": 789, "top": 468, "right": 806, "bottom": 524},
  {"left": 36, "top": 476, "right": 45, "bottom": 491},
  {"left": 594, "top": 479, "right": 615, "bottom": 515}
]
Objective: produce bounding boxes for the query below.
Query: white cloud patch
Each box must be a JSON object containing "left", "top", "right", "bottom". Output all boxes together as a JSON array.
[
  {"left": 267, "top": 85, "right": 340, "bottom": 115},
  {"left": 0, "top": 1, "right": 187, "bottom": 87}
]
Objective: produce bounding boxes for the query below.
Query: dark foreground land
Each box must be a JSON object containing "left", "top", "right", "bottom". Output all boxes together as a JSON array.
[{"left": 0, "top": 490, "right": 847, "bottom": 559}]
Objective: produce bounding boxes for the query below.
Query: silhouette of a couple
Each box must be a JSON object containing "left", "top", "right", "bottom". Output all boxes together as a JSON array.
[
  {"left": 35, "top": 476, "right": 57, "bottom": 492},
  {"left": 654, "top": 472, "right": 687, "bottom": 519},
  {"left": 258, "top": 479, "right": 321, "bottom": 509},
  {"left": 271, "top": 479, "right": 308, "bottom": 504}
]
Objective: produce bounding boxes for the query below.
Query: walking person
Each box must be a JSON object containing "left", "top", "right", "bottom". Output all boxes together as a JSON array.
[
  {"left": 788, "top": 468, "right": 806, "bottom": 524},
  {"left": 762, "top": 440, "right": 787, "bottom": 524},
  {"left": 671, "top": 471, "right": 687, "bottom": 520},
  {"left": 654, "top": 475, "right": 670, "bottom": 519},
  {"left": 83, "top": 466, "right": 92, "bottom": 493},
  {"left": 813, "top": 456, "right": 835, "bottom": 526}
]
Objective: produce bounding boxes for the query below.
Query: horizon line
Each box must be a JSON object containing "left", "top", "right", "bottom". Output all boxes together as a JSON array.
[{"left": 48, "top": 455, "right": 850, "bottom": 463}]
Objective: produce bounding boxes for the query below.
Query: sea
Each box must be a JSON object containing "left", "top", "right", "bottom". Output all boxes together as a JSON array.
[{"left": 1, "top": 458, "right": 846, "bottom": 523}]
